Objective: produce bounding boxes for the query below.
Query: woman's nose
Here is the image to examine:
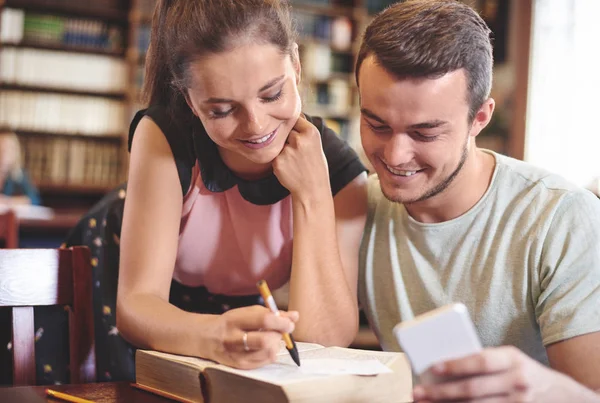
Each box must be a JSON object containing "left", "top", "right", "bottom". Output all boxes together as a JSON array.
[{"left": 243, "top": 107, "right": 266, "bottom": 136}]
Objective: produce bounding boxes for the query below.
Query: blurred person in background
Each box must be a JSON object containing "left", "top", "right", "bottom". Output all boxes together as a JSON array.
[{"left": 0, "top": 131, "right": 41, "bottom": 206}]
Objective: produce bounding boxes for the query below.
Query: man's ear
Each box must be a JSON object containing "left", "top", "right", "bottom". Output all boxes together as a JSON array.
[
  {"left": 291, "top": 43, "right": 301, "bottom": 86},
  {"left": 470, "top": 98, "right": 495, "bottom": 138}
]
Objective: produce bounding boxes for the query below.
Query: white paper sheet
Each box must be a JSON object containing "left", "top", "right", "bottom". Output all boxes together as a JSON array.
[
  {"left": 229, "top": 357, "right": 392, "bottom": 384},
  {"left": 298, "top": 358, "right": 392, "bottom": 376}
]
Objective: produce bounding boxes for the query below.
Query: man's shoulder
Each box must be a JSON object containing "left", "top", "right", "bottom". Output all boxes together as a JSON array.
[
  {"left": 495, "top": 153, "right": 589, "bottom": 197},
  {"left": 493, "top": 152, "right": 600, "bottom": 218}
]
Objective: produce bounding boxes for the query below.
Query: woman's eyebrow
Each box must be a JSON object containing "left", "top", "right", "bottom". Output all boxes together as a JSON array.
[
  {"left": 203, "top": 75, "right": 286, "bottom": 104},
  {"left": 258, "top": 75, "right": 285, "bottom": 92}
]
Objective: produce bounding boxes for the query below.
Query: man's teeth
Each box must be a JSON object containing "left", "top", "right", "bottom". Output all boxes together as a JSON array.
[
  {"left": 386, "top": 165, "right": 418, "bottom": 176},
  {"left": 246, "top": 133, "right": 273, "bottom": 144}
]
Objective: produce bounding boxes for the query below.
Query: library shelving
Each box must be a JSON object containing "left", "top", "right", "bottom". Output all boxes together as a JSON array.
[{"left": 0, "top": 0, "right": 130, "bottom": 209}]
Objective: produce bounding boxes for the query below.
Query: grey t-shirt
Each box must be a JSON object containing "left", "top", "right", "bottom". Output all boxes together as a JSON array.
[{"left": 359, "top": 151, "right": 600, "bottom": 365}]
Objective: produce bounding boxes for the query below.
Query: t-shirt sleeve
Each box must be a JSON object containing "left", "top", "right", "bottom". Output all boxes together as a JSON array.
[
  {"left": 128, "top": 106, "right": 196, "bottom": 196},
  {"left": 306, "top": 115, "right": 367, "bottom": 196},
  {"left": 536, "top": 189, "right": 600, "bottom": 345}
]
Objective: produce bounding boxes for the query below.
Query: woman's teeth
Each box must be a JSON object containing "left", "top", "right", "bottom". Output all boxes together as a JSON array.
[{"left": 246, "top": 132, "right": 273, "bottom": 144}]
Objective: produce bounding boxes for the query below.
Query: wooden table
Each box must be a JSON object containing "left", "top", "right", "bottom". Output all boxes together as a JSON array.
[
  {"left": 18, "top": 210, "right": 83, "bottom": 248},
  {"left": 0, "top": 382, "right": 174, "bottom": 403}
]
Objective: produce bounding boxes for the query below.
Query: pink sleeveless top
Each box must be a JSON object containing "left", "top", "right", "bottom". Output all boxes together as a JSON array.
[
  {"left": 128, "top": 106, "right": 365, "bottom": 297},
  {"left": 174, "top": 163, "right": 293, "bottom": 296}
]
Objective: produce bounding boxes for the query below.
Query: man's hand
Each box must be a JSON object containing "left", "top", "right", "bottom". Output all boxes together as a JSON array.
[{"left": 412, "top": 346, "right": 600, "bottom": 402}]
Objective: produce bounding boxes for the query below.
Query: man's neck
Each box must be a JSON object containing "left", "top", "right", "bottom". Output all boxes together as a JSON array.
[{"left": 405, "top": 148, "right": 496, "bottom": 223}]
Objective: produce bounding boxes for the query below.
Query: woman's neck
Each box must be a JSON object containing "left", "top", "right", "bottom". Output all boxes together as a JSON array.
[{"left": 220, "top": 151, "right": 273, "bottom": 181}]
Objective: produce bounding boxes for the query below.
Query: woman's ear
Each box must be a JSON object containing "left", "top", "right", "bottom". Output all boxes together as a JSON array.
[
  {"left": 183, "top": 91, "right": 199, "bottom": 117},
  {"left": 292, "top": 43, "right": 301, "bottom": 86}
]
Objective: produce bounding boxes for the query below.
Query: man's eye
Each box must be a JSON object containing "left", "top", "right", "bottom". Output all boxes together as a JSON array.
[
  {"left": 367, "top": 121, "right": 390, "bottom": 132},
  {"left": 413, "top": 131, "right": 438, "bottom": 142}
]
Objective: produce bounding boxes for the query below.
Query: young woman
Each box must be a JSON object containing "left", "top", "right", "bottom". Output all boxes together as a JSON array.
[{"left": 117, "top": 0, "right": 367, "bottom": 371}]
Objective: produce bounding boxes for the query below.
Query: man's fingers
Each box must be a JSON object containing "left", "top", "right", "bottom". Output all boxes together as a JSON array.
[
  {"left": 434, "top": 346, "right": 519, "bottom": 377},
  {"left": 416, "top": 371, "right": 516, "bottom": 401},
  {"left": 418, "top": 397, "right": 517, "bottom": 403}
]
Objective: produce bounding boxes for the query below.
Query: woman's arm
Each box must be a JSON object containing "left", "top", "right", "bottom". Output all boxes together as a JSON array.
[
  {"left": 273, "top": 116, "right": 368, "bottom": 346},
  {"left": 288, "top": 172, "right": 367, "bottom": 347},
  {"left": 117, "top": 117, "right": 296, "bottom": 369}
]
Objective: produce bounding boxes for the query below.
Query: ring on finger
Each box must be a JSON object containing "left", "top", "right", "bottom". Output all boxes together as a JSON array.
[{"left": 243, "top": 332, "right": 250, "bottom": 352}]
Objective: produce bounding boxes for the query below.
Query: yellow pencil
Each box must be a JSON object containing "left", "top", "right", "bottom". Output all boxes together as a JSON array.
[
  {"left": 45, "top": 389, "right": 95, "bottom": 403},
  {"left": 256, "top": 279, "right": 301, "bottom": 366}
]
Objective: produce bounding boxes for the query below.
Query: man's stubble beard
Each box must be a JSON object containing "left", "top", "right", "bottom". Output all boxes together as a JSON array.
[{"left": 382, "top": 137, "right": 469, "bottom": 205}]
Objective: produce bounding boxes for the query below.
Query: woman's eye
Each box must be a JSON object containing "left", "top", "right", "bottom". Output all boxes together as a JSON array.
[
  {"left": 209, "top": 109, "right": 233, "bottom": 119},
  {"left": 262, "top": 89, "right": 283, "bottom": 103}
]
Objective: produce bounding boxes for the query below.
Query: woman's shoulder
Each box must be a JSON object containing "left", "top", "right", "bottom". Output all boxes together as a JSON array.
[
  {"left": 128, "top": 105, "right": 197, "bottom": 196},
  {"left": 304, "top": 114, "right": 367, "bottom": 196}
]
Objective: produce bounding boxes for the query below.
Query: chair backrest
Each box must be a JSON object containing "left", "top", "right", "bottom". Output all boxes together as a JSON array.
[
  {"left": 0, "top": 210, "right": 18, "bottom": 248},
  {"left": 0, "top": 247, "right": 95, "bottom": 385}
]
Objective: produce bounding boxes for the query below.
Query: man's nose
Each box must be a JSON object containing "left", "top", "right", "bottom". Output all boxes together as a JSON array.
[{"left": 383, "top": 133, "right": 415, "bottom": 167}]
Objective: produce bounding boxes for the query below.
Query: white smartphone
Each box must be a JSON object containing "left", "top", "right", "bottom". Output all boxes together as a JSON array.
[{"left": 393, "top": 303, "right": 482, "bottom": 383}]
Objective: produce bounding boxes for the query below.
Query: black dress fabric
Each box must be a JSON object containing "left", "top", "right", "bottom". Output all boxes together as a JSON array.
[{"left": 129, "top": 106, "right": 366, "bottom": 202}]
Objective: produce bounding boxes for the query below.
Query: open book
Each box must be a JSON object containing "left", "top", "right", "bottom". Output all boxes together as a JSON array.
[{"left": 135, "top": 342, "right": 412, "bottom": 403}]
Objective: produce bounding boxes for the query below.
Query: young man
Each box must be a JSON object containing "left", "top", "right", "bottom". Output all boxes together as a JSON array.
[{"left": 356, "top": 1, "right": 600, "bottom": 401}]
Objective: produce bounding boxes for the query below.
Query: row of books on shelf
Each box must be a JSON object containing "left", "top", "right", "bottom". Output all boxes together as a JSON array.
[
  {"left": 4, "top": 0, "right": 128, "bottom": 12},
  {"left": 366, "top": 0, "right": 399, "bottom": 14},
  {"left": 136, "top": 0, "right": 157, "bottom": 19},
  {"left": 300, "top": 43, "right": 354, "bottom": 81},
  {"left": 300, "top": 79, "right": 352, "bottom": 116},
  {"left": 0, "top": 90, "right": 126, "bottom": 135},
  {"left": 135, "top": 23, "right": 150, "bottom": 59},
  {"left": 0, "top": 48, "right": 127, "bottom": 92},
  {"left": 19, "top": 135, "right": 122, "bottom": 187},
  {"left": 293, "top": 11, "right": 353, "bottom": 51},
  {"left": 1, "top": 8, "right": 124, "bottom": 52}
]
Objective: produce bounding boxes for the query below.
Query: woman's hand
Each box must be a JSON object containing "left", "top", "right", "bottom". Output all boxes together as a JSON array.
[
  {"left": 208, "top": 305, "right": 299, "bottom": 369},
  {"left": 273, "top": 115, "right": 330, "bottom": 201}
]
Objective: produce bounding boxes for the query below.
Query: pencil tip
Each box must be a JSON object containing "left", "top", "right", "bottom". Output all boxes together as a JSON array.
[{"left": 290, "top": 348, "right": 301, "bottom": 366}]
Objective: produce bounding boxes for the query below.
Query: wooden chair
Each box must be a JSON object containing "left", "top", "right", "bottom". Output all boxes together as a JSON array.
[
  {"left": 0, "top": 246, "right": 95, "bottom": 385},
  {"left": 0, "top": 210, "right": 18, "bottom": 248}
]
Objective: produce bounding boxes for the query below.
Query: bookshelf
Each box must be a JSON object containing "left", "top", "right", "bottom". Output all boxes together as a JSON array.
[{"left": 0, "top": 0, "right": 129, "bottom": 209}]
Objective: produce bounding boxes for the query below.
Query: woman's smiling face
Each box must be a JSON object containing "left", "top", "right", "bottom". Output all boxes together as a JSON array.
[{"left": 185, "top": 43, "right": 302, "bottom": 179}]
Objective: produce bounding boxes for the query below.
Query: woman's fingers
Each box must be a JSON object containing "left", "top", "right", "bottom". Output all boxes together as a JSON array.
[
  {"left": 225, "top": 330, "right": 283, "bottom": 369},
  {"left": 226, "top": 305, "right": 297, "bottom": 333}
]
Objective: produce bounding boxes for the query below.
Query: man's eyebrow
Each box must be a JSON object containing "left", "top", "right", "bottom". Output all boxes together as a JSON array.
[
  {"left": 204, "top": 75, "right": 286, "bottom": 104},
  {"left": 361, "top": 109, "right": 448, "bottom": 130},
  {"left": 407, "top": 120, "right": 448, "bottom": 129},
  {"left": 361, "top": 108, "right": 387, "bottom": 124}
]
